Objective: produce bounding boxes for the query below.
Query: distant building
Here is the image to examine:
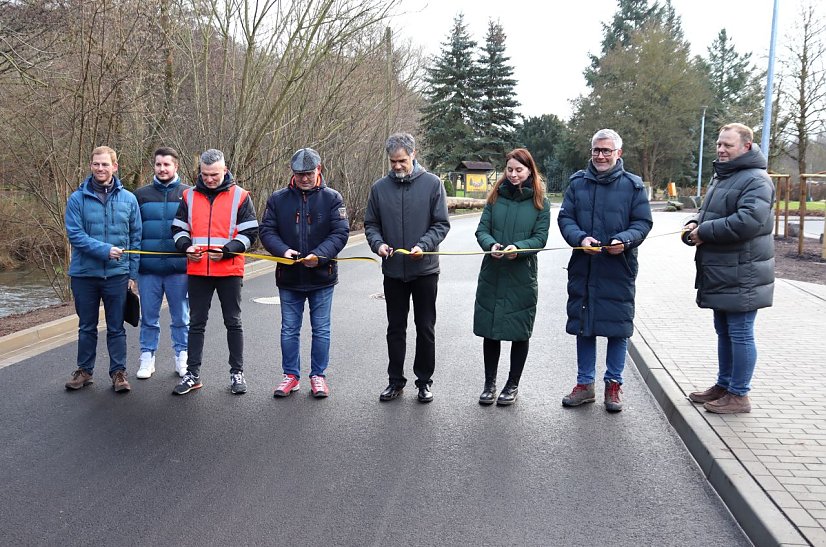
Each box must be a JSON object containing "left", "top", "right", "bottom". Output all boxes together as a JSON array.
[{"left": 452, "top": 161, "right": 494, "bottom": 198}]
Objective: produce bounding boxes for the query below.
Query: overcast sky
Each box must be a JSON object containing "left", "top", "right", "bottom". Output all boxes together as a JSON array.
[{"left": 391, "top": 0, "right": 795, "bottom": 120}]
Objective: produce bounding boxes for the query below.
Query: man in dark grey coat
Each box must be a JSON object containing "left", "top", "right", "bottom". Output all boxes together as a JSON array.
[
  {"left": 684, "top": 123, "right": 775, "bottom": 414},
  {"left": 364, "top": 133, "right": 450, "bottom": 403}
]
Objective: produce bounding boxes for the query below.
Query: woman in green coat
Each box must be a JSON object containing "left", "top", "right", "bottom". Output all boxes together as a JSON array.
[{"left": 473, "top": 148, "right": 551, "bottom": 406}]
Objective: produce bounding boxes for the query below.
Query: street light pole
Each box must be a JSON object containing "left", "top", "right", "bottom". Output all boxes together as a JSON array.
[
  {"left": 697, "top": 106, "right": 707, "bottom": 198},
  {"left": 761, "top": 0, "right": 779, "bottom": 157}
]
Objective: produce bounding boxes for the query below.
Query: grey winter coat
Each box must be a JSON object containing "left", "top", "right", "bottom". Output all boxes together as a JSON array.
[
  {"left": 364, "top": 161, "right": 450, "bottom": 282},
  {"left": 473, "top": 179, "right": 550, "bottom": 341},
  {"left": 689, "top": 147, "right": 775, "bottom": 311}
]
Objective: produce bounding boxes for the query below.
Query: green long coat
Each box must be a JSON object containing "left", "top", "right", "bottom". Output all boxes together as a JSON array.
[{"left": 473, "top": 182, "right": 551, "bottom": 341}]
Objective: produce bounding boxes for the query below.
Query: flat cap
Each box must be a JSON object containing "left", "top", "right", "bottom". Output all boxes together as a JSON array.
[{"left": 290, "top": 148, "right": 321, "bottom": 172}]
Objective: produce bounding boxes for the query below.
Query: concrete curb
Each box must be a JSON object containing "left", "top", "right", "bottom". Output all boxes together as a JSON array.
[
  {"left": 629, "top": 334, "right": 809, "bottom": 547},
  {"left": 0, "top": 234, "right": 370, "bottom": 369}
]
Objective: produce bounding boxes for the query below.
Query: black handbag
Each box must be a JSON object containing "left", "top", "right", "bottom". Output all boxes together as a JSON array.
[{"left": 124, "top": 286, "right": 140, "bottom": 327}]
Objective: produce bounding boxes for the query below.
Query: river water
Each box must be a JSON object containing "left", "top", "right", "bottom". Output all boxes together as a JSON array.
[{"left": 0, "top": 270, "right": 63, "bottom": 318}]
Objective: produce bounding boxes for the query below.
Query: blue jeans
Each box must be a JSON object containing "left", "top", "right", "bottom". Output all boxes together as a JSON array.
[
  {"left": 576, "top": 335, "right": 628, "bottom": 384},
  {"left": 713, "top": 310, "right": 757, "bottom": 396},
  {"left": 138, "top": 273, "right": 189, "bottom": 354},
  {"left": 71, "top": 274, "right": 129, "bottom": 376},
  {"left": 279, "top": 286, "right": 334, "bottom": 378}
]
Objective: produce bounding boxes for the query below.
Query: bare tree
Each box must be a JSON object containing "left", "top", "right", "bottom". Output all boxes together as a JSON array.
[
  {"left": 778, "top": 2, "right": 826, "bottom": 177},
  {"left": 0, "top": 0, "right": 424, "bottom": 299}
]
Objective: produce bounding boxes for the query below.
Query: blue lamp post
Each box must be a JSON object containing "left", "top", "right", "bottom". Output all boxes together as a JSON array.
[
  {"left": 697, "top": 106, "right": 707, "bottom": 198},
  {"left": 761, "top": 0, "right": 779, "bottom": 157}
]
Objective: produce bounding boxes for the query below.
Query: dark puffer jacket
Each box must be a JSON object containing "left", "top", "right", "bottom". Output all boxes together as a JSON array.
[
  {"left": 689, "top": 147, "right": 775, "bottom": 311},
  {"left": 473, "top": 179, "right": 550, "bottom": 341},
  {"left": 135, "top": 176, "right": 190, "bottom": 275},
  {"left": 259, "top": 176, "right": 350, "bottom": 291},
  {"left": 364, "top": 161, "right": 450, "bottom": 282},
  {"left": 558, "top": 159, "right": 653, "bottom": 338}
]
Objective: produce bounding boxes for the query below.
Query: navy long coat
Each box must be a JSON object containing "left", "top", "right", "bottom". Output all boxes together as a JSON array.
[{"left": 557, "top": 160, "right": 653, "bottom": 338}]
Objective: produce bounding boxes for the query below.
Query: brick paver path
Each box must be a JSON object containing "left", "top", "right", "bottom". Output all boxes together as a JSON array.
[{"left": 635, "top": 212, "right": 826, "bottom": 546}]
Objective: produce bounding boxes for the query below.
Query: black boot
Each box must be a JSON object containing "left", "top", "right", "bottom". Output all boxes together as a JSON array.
[
  {"left": 497, "top": 382, "right": 518, "bottom": 406},
  {"left": 479, "top": 380, "right": 497, "bottom": 405}
]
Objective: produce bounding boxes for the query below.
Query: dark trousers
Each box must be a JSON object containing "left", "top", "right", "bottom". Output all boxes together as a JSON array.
[
  {"left": 483, "top": 338, "right": 529, "bottom": 386},
  {"left": 71, "top": 274, "right": 128, "bottom": 376},
  {"left": 383, "top": 273, "right": 438, "bottom": 388},
  {"left": 187, "top": 275, "right": 244, "bottom": 375}
]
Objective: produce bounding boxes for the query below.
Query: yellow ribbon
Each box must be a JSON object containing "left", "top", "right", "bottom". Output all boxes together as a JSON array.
[
  {"left": 123, "top": 231, "right": 685, "bottom": 262},
  {"left": 122, "top": 249, "right": 378, "bottom": 265},
  {"left": 391, "top": 230, "right": 685, "bottom": 256}
]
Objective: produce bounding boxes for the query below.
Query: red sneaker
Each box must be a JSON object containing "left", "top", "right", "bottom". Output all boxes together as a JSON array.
[
  {"left": 310, "top": 375, "right": 329, "bottom": 398},
  {"left": 274, "top": 374, "right": 299, "bottom": 398}
]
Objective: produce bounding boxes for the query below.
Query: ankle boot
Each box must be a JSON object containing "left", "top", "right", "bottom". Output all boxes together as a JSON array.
[
  {"left": 479, "top": 380, "right": 497, "bottom": 405},
  {"left": 497, "top": 382, "right": 518, "bottom": 406}
]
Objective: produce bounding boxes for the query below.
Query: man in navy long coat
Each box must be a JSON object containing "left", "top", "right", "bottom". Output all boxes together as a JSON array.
[{"left": 558, "top": 129, "right": 653, "bottom": 412}]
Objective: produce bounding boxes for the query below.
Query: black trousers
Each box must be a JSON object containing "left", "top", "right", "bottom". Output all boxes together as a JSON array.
[
  {"left": 383, "top": 273, "right": 438, "bottom": 388},
  {"left": 483, "top": 338, "right": 529, "bottom": 386},
  {"left": 187, "top": 275, "right": 244, "bottom": 375}
]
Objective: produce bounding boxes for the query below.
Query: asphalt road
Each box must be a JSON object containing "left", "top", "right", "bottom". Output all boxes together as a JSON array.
[{"left": 0, "top": 213, "right": 750, "bottom": 546}]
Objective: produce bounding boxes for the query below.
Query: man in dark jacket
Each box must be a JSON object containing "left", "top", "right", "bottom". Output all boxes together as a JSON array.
[
  {"left": 364, "top": 133, "right": 450, "bottom": 403},
  {"left": 558, "top": 129, "right": 652, "bottom": 412},
  {"left": 134, "top": 147, "right": 191, "bottom": 379},
  {"left": 170, "top": 149, "right": 259, "bottom": 396},
  {"left": 684, "top": 123, "right": 774, "bottom": 414},
  {"left": 64, "top": 146, "right": 141, "bottom": 393},
  {"left": 259, "top": 148, "right": 349, "bottom": 398}
]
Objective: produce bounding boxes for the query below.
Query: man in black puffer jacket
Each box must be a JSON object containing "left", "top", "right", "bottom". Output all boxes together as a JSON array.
[
  {"left": 259, "top": 148, "right": 349, "bottom": 399},
  {"left": 684, "top": 123, "right": 775, "bottom": 414}
]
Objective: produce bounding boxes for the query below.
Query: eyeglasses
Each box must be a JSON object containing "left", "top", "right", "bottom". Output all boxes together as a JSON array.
[
  {"left": 591, "top": 147, "right": 618, "bottom": 157},
  {"left": 294, "top": 171, "right": 315, "bottom": 179}
]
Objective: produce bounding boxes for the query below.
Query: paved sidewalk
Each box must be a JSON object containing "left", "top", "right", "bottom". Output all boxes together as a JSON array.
[{"left": 631, "top": 212, "right": 826, "bottom": 547}]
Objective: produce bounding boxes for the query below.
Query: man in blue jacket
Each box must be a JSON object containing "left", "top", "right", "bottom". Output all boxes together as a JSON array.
[
  {"left": 259, "top": 148, "right": 349, "bottom": 398},
  {"left": 558, "top": 129, "right": 652, "bottom": 412},
  {"left": 134, "top": 147, "right": 191, "bottom": 379},
  {"left": 64, "top": 146, "right": 142, "bottom": 393}
]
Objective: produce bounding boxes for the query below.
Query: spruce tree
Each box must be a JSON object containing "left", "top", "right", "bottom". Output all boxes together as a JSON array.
[
  {"left": 421, "top": 13, "right": 481, "bottom": 172},
  {"left": 697, "top": 29, "right": 764, "bottom": 181},
  {"left": 476, "top": 19, "right": 520, "bottom": 168}
]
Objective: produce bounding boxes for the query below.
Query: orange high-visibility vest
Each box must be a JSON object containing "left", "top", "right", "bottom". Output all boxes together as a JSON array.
[{"left": 184, "top": 185, "right": 247, "bottom": 277}]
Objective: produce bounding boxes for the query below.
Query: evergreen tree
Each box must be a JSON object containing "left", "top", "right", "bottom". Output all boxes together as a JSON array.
[
  {"left": 476, "top": 19, "right": 519, "bottom": 168},
  {"left": 585, "top": 0, "right": 671, "bottom": 86},
  {"left": 571, "top": 17, "right": 712, "bottom": 185},
  {"left": 696, "top": 29, "right": 764, "bottom": 182},
  {"left": 421, "top": 13, "right": 481, "bottom": 172},
  {"left": 515, "top": 114, "right": 577, "bottom": 191}
]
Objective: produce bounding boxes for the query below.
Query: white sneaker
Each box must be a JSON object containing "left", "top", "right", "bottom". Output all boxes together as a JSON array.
[
  {"left": 175, "top": 351, "right": 188, "bottom": 378},
  {"left": 137, "top": 351, "right": 155, "bottom": 379}
]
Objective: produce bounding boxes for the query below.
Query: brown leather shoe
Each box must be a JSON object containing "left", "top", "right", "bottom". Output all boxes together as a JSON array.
[
  {"left": 703, "top": 392, "right": 751, "bottom": 414},
  {"left": 65, "top": 369, "right": 93, "bottom": 390},
  {"left": 688, "top": 384, "right": 727, "bottom": 404},
  {"left": 112, "top": 370, "right": 131, "bottom": 393}
]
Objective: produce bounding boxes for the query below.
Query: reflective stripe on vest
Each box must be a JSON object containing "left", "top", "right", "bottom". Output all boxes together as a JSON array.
[{"left": 184, "top": 185, "right": 247, "bottom": 277}]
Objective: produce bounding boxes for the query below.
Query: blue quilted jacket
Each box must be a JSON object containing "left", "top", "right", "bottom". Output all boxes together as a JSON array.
[{"left": 65, "top": 175, "right": 141, "bottom": 279}]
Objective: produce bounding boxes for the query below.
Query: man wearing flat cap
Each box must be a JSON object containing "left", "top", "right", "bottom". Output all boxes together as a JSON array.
[{"left": 260, "top": 148, "right": 350, "bottom": 398}]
